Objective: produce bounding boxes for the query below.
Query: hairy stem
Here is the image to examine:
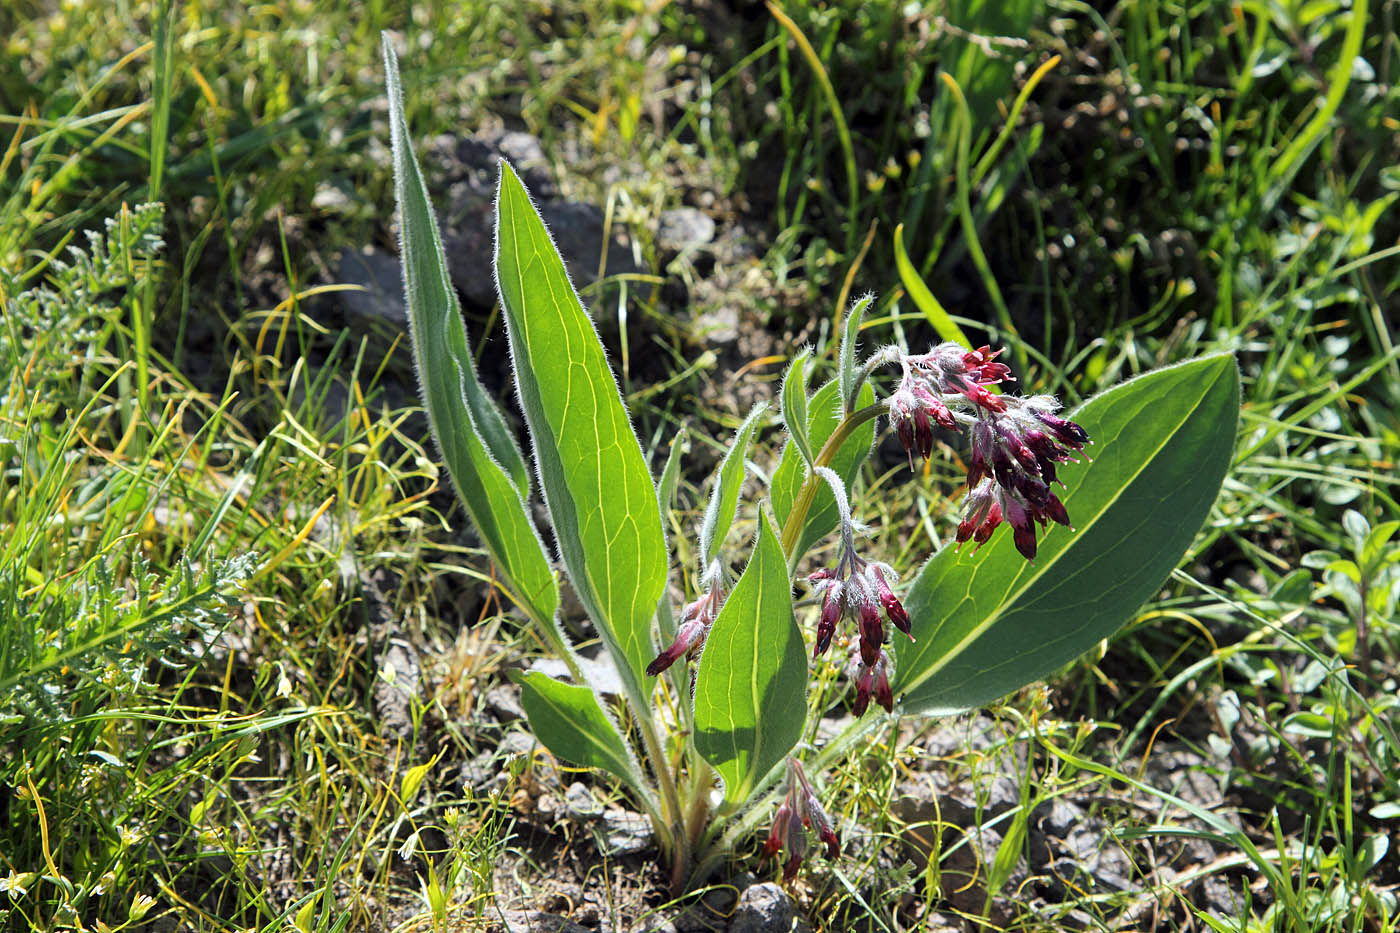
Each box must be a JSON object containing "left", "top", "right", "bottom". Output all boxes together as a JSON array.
[{"left": 779, "top": 401, "right": 887, "bottom": 568}]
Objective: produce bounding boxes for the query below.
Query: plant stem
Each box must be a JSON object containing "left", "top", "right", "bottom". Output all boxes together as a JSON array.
[{"left": 779, "top": 401, "right": 886, "bottom": 566}]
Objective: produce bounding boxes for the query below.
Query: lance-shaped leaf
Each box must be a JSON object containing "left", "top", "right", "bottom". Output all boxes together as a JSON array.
[
  {"left": 771, "top": 379, "right": 876, "bottom": 564},
  {"left": 382, "top": 39, "right": 557, "bottom": 626},
  {"left": 694, "top": 510, "right": 807, "bottom": 806},
  {"left": 838, "top": 294, "right": 873, "bottom": 415},
  {"left": 495, "top": 161, "right": 668, "bottom": 710},
  {"left": 893, "top": 353, "right": 1240, "bottom": 715},
  {"left": 512, "top": 671, "right": 654, "bottom": 810},
  {"left": 699, "top": 402, "right": 767, "bottom": 568},
  {"left": 780, "top": 349, "right": 814, "bottom": 467},
  {"left": 893, "top": 223, "right": 973, "bottom": 350}
]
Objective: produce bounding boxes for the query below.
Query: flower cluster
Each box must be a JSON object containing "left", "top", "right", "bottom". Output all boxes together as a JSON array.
[
  {"left": 884, "top": 342, "right": 1090, "bottom": 561},
  {"left": 645, "top": 587, "right": 722, "bottom": 676},
  {"left": 803, "top": 467, "right": 912, "bottom": 715},
  {"left": 957, "top": 400, "right": 1088, "bottom": 559},
  {"left": 764, "top": 758, "right": 839, "bottom": 882},
  {"left": 807, "top": 558, "right": 908, "bottom": 715}
]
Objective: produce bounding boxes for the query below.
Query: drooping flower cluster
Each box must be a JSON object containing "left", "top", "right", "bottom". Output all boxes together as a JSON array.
[
  {"left": 646, "top": 586, "right": 723, "bottom": 677},
  {"left": 764, "top": 757, "right": 839, "bottom": 882},
  {"left": 804, "top": 468, "right": 912, "bottom": 715},
  {"left": 957, "top": 400, "right": 1088, "bottom": 559},
  {"left": 885, "top": 343, "right": 1090, "bottom": 560}
]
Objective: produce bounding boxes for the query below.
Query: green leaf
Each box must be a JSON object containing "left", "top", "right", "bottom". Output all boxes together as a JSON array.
[
  {"left": 382, "top": 39, "right": 557, "bottom": 626},
  {"left": 781, "top": 349, "right": 814, "bottom": 467},
  {"left": 657, "top": 426, "right": 689, "bottom": 516},
  {"left": 495, "top": 160, "right": 668, "bottom": 709},
  {"left": 894, "top": 223, "right": 972, "bottom": 349},
  {"left": 513, "top": 671, "right": 651, "bottom": 805},
  {"left": 771, "top": 379, "right": 876, "bottom": 565},
  {"left": 699, "top": 402, "right": 767, "bottom": 568},
  {"left": 893, "top": 353, "right": 1240, "bottom": 715},
  {"left": 838, "top": 294, "right": 873, "bottom": 415},
  {"left": 693, "top": 510, "right": 807, "bottom": 806}
]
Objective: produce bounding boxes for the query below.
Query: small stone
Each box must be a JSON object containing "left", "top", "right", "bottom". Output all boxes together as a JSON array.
[
  {"left": 459, "top": 730, "right": 536, "bottom": 792},
  {"left": 729, "top": 882, "right": 795, "bottom": 933},
  {"left": 693, "top": 306, "right": 740, "bottom": 345},
  {"left": 528, "top": 653, "right": 626, "bottom": 699},
  {"left": 312, "top": 182, "right": 352, "bottom": 212},
  {"left": 657, "top": 207, "right": 715, "bottom": 253},
  {"left": 564, "top": 782, "right": 603, "bottom": 821},
  {"left": 483, "top": 683, "right": 525, "bottom": 723},
  {"left": 373, "top": 639, "right": 420, "bottom": 742},
  {"left": 599, "top": 807, "right": 653, "bottom": 856}
]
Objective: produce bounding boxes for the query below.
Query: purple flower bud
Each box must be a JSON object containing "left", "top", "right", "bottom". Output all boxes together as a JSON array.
[
  {"left": 646, "top": 613, "right": 708, "bottom": 676},
  {"left": 1043, "top": 492, "right": 1071, "bottom": 527},
  {"left": 957, "top": 375, "right": 1006, "bottom": 413},
  {"left": 968, "top": 421, "right": 994, "bottom": 488},
  {"left": 914, "top": 407, "right": 934, "bottom": 460},
  {"left": 911, "top": 382, "right": 956, "bottom": 429},
  {"left": 814, "top": 584, "right": 843, "bottom": 658},
  {"left": 1033, "top": 410, "right": 1089, "bottom": 448},
  {"left": 857, "top": 601, "right": 883, "bottom": 667},
  {"left": 1015, "top": 471, "right": 1051, "bottom": 508},
  {"left": 995, "top": 422, "right": 1039, "bottom": 472},
  {"left": 852, "top": 664, "right": 874, "bottom": 716},
  {"left": 873, "top": 658, "right": 894, "bottom": 714},
  {"left": 872, "top": 569, "right": 912, "bottom": 639},
  {"left": 961, "top": 346, "right": 1012, "bottom": 384},
  {"left": 991, "top": 443, "right": 1018, "bottom": 493},
  {"left": 764, "top": 800, "right": 792, "bottom": 857},
  {"left": 1003, "top": 496, "right": 1038, "bottom": 561}
]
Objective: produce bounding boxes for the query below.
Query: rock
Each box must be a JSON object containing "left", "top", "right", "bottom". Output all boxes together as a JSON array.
[
  {"left": 598, "top": 806, "right": 652, "bottom": 856},
  {"left": 484, "top": 683, "right": 525, "bottom": 723},
  {"left": 528, "top": 652, "right": 626, "bottom": 699},
  {"left": 693, "top": 305, "right": 740, "bottom": 345},
  {"left": 459, "top": 730, "right": 536, "bottom": 792},
  {"left": 728, "top": 882, "right": 794, "bottom": 933},
  {"left": 564, "top": 782, "right": 603, "bottom": 821},
  {"left": 336, "top": 246, "right": 407, "bottom": 333},
  {"left": 657, "top": 207, "right": 715, "bottom": 253},
  {"left": 494, "top": 131, "right": 549, "bottom": 179},
  {"left": 373, "top": 638, "right": 420, "bottom": 742}
]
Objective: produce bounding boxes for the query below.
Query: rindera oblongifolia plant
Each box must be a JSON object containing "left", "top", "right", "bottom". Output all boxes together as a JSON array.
[{"left": 383, "top": 37, "right": 1240, "bottom": 892}]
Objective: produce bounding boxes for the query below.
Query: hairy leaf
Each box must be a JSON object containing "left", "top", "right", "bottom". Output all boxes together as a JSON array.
[
  {"left": 780, "top": 349, "right": 814, "bottom": 467},
  {"left": 382, "top": 40, "right": 557, "bottom": 626},
  {"left": 693, "top": 510, "right": 807, "bottom": 806},
  {"left": 699, "top": 402, "right": 767, "bottom": 568},
  {"left": 495, "top": 161, "right": 668, "bottom": 709},
  {"left": 838, "top": 294, "right": 873, "bottom": 415},
  {"left": 514, "top": 671, "right": 651, "bottom": 805}
]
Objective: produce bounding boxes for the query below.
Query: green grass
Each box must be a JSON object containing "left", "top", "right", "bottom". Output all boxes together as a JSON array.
[{"left": 2, "top": 0, "right": 1398, "bottom": 930}]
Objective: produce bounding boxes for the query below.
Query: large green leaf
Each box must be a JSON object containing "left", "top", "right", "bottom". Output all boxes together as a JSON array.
[
  {"left": 771, "top": 379, "right": 876, "bottom": 564},
  {"left": 513, "top": 671, "right": 652, "bottom": 808},
  {"left": 495, "top": 161, "right": 668, "bottom": 710},
  {"left": 893, "top": 353, "right": 1239, "bottom": 715},
  {"left": 382, "top": 40, "right": 557, "bottom": 626},
  {"left": 693, "top": 510, "right": 807, "bottom": 806}
]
